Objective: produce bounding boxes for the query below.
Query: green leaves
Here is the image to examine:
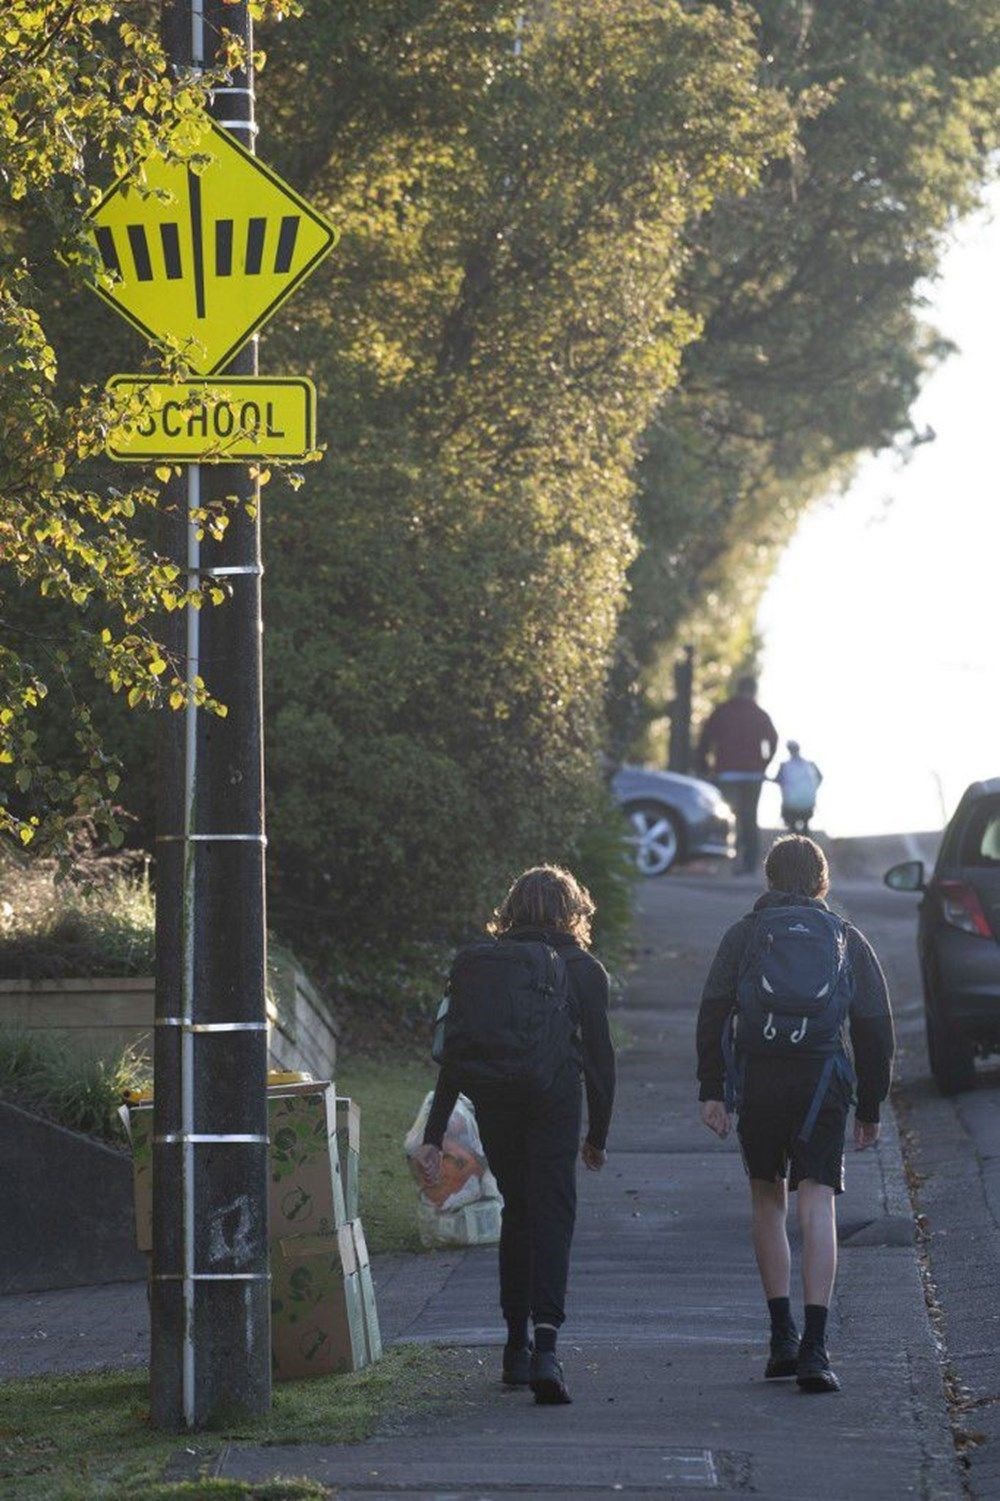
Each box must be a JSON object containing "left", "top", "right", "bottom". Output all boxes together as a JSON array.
[
  {"left": 253, "top": 0, "right": 790, "bottom": 959},
  {"left": 0, "top": 5, "right": 279, "bottom": 843},
  {"left": 614, "top": 0, "right": 1000, "bottom": 755},
  {"left": 12, "top": 0, "right": 994, "bottom": 1004}
]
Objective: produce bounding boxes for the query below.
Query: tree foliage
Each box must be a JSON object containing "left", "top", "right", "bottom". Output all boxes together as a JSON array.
[
  {"left": 614, "top": 0, "right": 1000, "bottom": 756},
  {"left": 252, "top": 0, "right": 790, "bottom": 955},
  {"left": 5, "top": 2, "right": 997, "bottom": 1003},
  {"left": 0, "top": 2, "right": 291, "bottom": 846}
]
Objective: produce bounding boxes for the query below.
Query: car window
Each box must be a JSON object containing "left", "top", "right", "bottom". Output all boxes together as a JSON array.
[{"left": 959, "top": 799, "right": 1000, "bottom": 867}]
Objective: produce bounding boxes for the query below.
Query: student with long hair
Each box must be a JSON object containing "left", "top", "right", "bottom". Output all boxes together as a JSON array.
[{"left": 414, "top": 865, "right": 616, "bottom": 1405}]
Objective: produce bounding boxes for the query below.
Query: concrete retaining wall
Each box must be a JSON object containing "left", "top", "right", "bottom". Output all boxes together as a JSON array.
[
  {"left": 0, "top": 976, "right": 155, "bottom": 1060},
  {"left": 266, "top": 945, "right": 340, "bottom": 1080},
  {"left": 0, "top": 1099, "right": 147, "bottom": 1294},
  {"left": 0, "top": 954, "right": 340, "bottom": 1080},
  {"left": 0, "top": 955, "right": 339, "bottom": 1293}
]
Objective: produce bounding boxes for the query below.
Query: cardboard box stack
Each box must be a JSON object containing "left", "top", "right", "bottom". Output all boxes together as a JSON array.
[
  {"left": 122, "top": 1074, "right": 381, "bottom": 1381},
  {"left": 271, "top": 1221, "right": 367, "bottom": 1381},
  {"left": 335, "top": 1097, "right": 360, "bottom": 1221},
  {"left": 351, "top": 1217, "right": 383, "bottom": 1364}
]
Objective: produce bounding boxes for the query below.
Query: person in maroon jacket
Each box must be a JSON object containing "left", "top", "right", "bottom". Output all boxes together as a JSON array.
[{"left": 698, "top": 676, "right": 778, "bottom": 874}]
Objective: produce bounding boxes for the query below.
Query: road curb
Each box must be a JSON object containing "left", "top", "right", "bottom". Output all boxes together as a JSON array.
[{"left": 865, "top": 1097, "right": 963, "bottom": 1499}]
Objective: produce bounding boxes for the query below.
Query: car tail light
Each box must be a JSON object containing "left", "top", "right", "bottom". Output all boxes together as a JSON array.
[{"left": 939, "top": 881, "right": 993, "bottom": 937}]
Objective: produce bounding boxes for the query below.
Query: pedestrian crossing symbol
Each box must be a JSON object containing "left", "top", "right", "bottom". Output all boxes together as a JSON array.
[{"left": 86, "top": 120, "right": 337, "bottom": 373}]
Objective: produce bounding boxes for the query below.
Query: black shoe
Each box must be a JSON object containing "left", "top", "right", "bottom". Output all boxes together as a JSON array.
[
  {"left": 502, "top": 1344, "right": 532, "bottom": 1387},
  {"left": 529, "top": 1349, "right": 572, "bottom": 1405},
  {"left": 796, "top": 1343, "right": 841, "bottom": 1393},
  {"left": 765, "top": 1330, "right": 800, "bottom": 1380}
]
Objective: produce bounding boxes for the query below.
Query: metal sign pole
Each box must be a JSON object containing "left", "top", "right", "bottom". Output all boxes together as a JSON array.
[{"left": 152, "top": 0, "right": 271, "bottom": 1429}]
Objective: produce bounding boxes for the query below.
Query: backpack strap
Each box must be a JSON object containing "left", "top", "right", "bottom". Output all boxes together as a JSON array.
[
  {"left": 721, "top": 1012, "right": 744, "bottom": 1114},
  {"left": 797, "top": 1055, "right": 836, "bottom": 1143},
  {"left": 797, "top": 1051, "right": 856, "bottom": 1143},
  {"left": 558, "top": 945, "right": 592, "bottom": 1013}
]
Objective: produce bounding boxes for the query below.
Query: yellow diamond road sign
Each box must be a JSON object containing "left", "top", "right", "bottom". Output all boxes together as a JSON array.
[{"left": 87, "top": 121, "right": 336, "bottom": 373}]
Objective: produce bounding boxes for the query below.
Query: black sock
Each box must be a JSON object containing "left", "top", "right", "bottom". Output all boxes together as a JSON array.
[
  {"left": 767, "top": 1297, "right": 797, "bottom": 1339},
  {"left": 505, "top": 1314, "right": 530, "bottom": 1351},
  {"left": 803, "top": 1304, "right": 828, "bottom": 1348},
  {"left": 533, "top": 1324, "right": 558, "bottom": 1355}
]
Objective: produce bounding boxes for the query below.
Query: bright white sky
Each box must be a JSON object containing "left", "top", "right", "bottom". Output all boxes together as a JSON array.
[{"left": 757, "top": 183, "right": 1000, "bottom": 838}]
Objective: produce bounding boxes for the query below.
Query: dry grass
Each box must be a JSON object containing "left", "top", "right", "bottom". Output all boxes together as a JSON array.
[{"left": 0, "top": 828, "right": 154, "bottom": 980}]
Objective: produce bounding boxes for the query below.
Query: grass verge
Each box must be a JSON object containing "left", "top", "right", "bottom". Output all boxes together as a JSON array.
[
  {"left": 0, "top": 1345, "right": 443, "bottom": 1501},
  {"left": 120, "top": 1485, "right": 325, "bottom": 1501},
  {"left": 336, "top": 1053, "right": 435, "bottom": 1255}
]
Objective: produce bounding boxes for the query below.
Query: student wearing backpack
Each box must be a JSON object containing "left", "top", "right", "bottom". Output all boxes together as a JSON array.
[
  {"left": 696, "top": 835, "right": 894, "bottom": 1392},
  {"left": 413, "top": 866, "right": 616, "bottom": 1406}
]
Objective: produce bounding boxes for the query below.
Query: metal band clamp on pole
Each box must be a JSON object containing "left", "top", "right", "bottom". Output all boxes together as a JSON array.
[
  {"left": 156, "top": 1018, "right": 268, "bottom": 1032},
  {"left": 156, "top": 832, "right": 267, "bottom": 843},
  {"left": 156, "top": 1133, "right": 269, "bottom": 1145},
  {"left": 152, "top": 1271, "right": 271, "bottom": 1282},
  {"left": 200, "top": 565, "right": 264, "bottom": 577}
]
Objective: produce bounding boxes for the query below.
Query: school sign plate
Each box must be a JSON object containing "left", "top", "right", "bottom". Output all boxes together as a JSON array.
[
  {"left": 105, "top": 376, "right": 317, "bottom": 463},
  {"left": 86, "top": 120, "right": 337, "bottom": 373}
]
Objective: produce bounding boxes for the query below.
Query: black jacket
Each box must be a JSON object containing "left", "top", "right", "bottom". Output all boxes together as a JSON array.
[
  {"left": 695, "top": 890, "right": 895, "bottom": 1123},
  {"left": 423, "top": 927, "right": 616, "bottom": 1150}
]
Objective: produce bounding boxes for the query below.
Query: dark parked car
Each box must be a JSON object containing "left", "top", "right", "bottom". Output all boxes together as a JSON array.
[
  {"left": 611, "top": 765, "right": 735, "bottom": 877},
  {"left": 886, "top": 778, "right": 1000, "bottom": 1094}
]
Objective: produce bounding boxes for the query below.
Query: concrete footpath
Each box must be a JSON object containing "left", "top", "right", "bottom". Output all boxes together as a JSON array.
[
  {"left": 225, "top": 874, "right": 960, "bottom": 1498},
  {"left": 0, "top": 873, "right": 962, "bottom": 1497}
]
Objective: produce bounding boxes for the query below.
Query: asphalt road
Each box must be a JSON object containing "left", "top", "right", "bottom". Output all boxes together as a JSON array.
[{"left": 836, "top": 867, "right": 1000, "bottom": 1499}]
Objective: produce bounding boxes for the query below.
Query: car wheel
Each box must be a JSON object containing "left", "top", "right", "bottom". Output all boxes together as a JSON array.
[
  {"left": 622, "top": 802, "right": 682, "bottom": 877},
  {"left": 925, "top": 1009, "right": 976, "bottom": 1096}
]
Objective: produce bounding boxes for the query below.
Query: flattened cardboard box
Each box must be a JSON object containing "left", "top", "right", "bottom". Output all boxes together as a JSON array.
[
  {"left": 269, "top": 1081, "right": 347, "bottom": 1238},
  {"left": 335, "top": 1097, "right": 361, "bottom": 1222},
  {"left": 126, "top": 1080, "right": 346, "bottom": 1251},
  {"left": 350, "top": 1217, "right": 382, "bottom": 1363},
  {"left": 271, "top": 1224, "right": 367, "bottom": 1380}
]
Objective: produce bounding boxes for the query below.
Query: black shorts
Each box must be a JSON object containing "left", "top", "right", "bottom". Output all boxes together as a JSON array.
[{"left": 736, "top": 1059, "right": 852, "bottom": 1194}]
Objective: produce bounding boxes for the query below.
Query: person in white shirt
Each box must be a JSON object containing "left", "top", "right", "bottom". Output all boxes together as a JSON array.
[{"left": 775, "top": 741, "right": 823, "bottom": 833}]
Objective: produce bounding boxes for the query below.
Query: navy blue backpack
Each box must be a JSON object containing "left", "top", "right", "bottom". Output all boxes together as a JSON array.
[{"left": 724, "top": 906, "right": 855, "bottom": 1140}]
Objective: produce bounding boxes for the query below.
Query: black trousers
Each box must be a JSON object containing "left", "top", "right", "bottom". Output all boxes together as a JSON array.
[
  {"left": 471, "top": 1062, "right": 582, "bottom": 1329},
  {"left": 781, "top": 803, "right": 814, "bottom": 834},
  {"left": 720, "top": 778, "right": 764, "bottom": 873}
]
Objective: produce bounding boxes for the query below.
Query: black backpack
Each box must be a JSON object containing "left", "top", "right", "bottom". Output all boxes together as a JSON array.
[{"left": 432, "top": 937, "right": 575, "bottom": 1091}]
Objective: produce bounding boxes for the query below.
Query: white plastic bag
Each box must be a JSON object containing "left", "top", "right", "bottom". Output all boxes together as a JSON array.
[
  {"left": 416, "top": 1195, "right": 503, "bottom": 1250},
  {"left": 404, "top": 1091, "right": 501, "bottom": 1247}
]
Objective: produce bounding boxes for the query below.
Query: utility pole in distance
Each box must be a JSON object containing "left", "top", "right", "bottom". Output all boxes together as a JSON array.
[
  {"left": 152, "top": 0, "right": 270, "bottom": 1429},
  {"left": 668, "top": 644, "right": 695, "bottom": 776}
]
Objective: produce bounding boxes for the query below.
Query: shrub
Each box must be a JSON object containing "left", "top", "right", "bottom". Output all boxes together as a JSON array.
[
  {"left": 0, "top": 1026, "right": 149, "bottom": 1142},
  {"left": 570, "top": 794, "right": 636, "bottom": 970},
  {"left": 0, "top": 842, "right": 154, "bottom": 980}
]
